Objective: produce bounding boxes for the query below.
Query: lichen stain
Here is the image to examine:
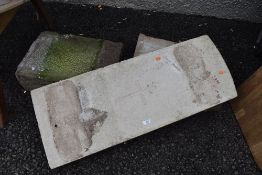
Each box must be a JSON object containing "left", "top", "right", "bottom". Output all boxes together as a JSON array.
[
  {"left": 174, "top": 44, "right": 221, "bottom": 105},
  {"left": 45, "top": 80, "right": 107, "bottom": 162}
]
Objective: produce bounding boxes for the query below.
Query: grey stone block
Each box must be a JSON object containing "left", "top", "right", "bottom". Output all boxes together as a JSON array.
[
  {"left": 134, "top": 34, "right": 175, "bottom": 57},
  {"left": 16, "top": 31, "right": 123, "bottom": 90}
]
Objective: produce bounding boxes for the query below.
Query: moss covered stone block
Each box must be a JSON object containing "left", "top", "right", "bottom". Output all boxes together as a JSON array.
[{"left": 16, "top": 32, "right": 123, "bottom": 90}]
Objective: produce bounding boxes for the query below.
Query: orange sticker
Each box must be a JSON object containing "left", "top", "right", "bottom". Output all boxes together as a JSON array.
[
  {"left": 219, "top": 70, "right": 225, "bottom": 74},
  {"left": 155, "top": 55, "right": 161, "bottom": 61}
]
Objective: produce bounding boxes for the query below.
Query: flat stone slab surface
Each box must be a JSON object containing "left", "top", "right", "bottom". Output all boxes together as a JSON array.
[{"left": 31, "top": 35, "right": 237, "bottom": 169}]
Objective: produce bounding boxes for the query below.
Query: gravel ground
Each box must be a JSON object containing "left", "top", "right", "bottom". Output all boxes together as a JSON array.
[{"left": 0, "top": 2, "right": 262, "bottom": 174}]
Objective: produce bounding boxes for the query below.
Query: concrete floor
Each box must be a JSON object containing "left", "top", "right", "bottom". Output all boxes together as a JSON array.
[
  {"left": 44, "top": 0, "right": 262, "bottom": 23},
  {"left": 0, "top": 2, "right": 261, "bottom": 174}
]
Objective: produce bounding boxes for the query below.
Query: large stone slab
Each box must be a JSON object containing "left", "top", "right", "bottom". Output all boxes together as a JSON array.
[
  {"left": 31, "top": 35, "right": 237, "bottom": 168},
  {"left": 134, "top": 33, "right": 174, "bottom": 57},
  {"left": 16, "top": 31, "right": 123, "bottom": 90}
]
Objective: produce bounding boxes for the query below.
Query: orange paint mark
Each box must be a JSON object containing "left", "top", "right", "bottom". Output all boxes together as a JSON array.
[
  {"left": 155, "top": 55, "right": 161, "bottom": 61},
  {"left": 219, "top": 70, "right": 225, "bottom": 75}
]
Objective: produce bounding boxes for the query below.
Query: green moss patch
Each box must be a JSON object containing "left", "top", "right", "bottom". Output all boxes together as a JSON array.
[{"left": 39, "top": 36, "right": 103, "bottom": 82}]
